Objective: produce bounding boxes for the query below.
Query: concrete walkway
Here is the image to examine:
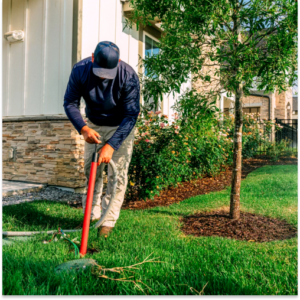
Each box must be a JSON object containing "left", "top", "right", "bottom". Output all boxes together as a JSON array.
[{"left": 2, "top": 180, "right": 45, "bottom": 197}]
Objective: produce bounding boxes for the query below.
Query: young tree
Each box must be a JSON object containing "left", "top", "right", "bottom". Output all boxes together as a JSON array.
[{"left": 128, "top": 0, "right": 297, "bottom": 219}]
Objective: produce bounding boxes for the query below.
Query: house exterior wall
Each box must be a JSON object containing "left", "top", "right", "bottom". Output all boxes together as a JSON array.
[
  {"left": 292, "top": 111, "right": 298, "bottom": 119},
  {"left": 292, "top": 96, "right": 298, "bottom": 119},
  {"left": 2, "top": 117, "right": 86, "bottom": 188},
  {"left": 286, "top": 88, "right": 293, "bottom": 119},
  {"left": 81, "top": 0, "right": 140, "bottom": 73},
  {"left": 242, "top": 95, "right": 270, "bottom": 119},
  {"left": 191, "top": 39, "right": 221, "bottom": 109},
  {"left": 275, "top": 91, "right": 287, "bottom": 119},
  {"left": 275, "top": 88, "right": 293, "bottom": 119},
  {"left": 2, "top": 0, "right": 81, "bottom": 189},
  {"left": 2, "top": 0, "right": 191, "bottom": 188},
  {"left": 2, "top": 0, "right": 73, "bottom": 117}
]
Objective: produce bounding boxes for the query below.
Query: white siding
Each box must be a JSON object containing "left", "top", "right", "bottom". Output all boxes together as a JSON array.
[
  {"left": 81, "top": 0, "right": 99, "bottom": 59},
  {"left": 8, "top": 0, "right": 26, "bottom": 116},
  {"left": 128, "top": 23, "right": 139, "bottom": 72},
  {"left": 2, "top": 0, "right": 188, "bottom": 118},
  {"left": 2, "top": 0, "right": 11, "bottom": 116},
  {"left": 80, "top": 0, "right": 139, "bottom": 116},
  {"left": 2, "top": 0, "right": 73, "bottom": 117},
  {"left": 25, "top": 0, "right": 44, "bottom": 115},
  {"left": 98, "top": 0, "right": 116, "bottom": 43},
  {"left": 81, "top": 0, "right": 139, "bottom": 71}
]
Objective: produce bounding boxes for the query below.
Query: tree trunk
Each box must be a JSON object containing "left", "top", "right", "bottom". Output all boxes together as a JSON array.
[{"left": 230, "top": 84, "right": 243, "bottom": 220}]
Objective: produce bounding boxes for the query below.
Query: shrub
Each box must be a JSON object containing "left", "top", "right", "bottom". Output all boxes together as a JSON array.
[
  {"left": 126, "top": 92, "right": 290, "bottom": 201},
  {"left": 127, "top": 91, "right": 234, "bottom": 200},
  {"left": 220, "top": 113, "right": 281, "bottom": 158}
]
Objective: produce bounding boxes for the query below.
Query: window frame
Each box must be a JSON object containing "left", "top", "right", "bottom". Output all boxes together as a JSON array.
[
  {"left": 143, "top": 31, "right": 160, "bottom": 70},
  {"left": 243, "top": 107, "right": 261, "bottom": 113},
  {"left": 142, "top": 31, "right": 161, "bottom": 109}
]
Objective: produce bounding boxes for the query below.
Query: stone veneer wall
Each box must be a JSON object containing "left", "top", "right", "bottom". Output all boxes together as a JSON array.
[
  {"left": 275, "top": 88, "right": 293, "bottom": 119},
  {"left": 3, "top": 116, "right": 86, "bottom": 189},
  {"left": 192, "top": 40, "right": 221, "bottom": 109},
  {"left": 275, "top": 91, "right": 287, "bottom": 119}
]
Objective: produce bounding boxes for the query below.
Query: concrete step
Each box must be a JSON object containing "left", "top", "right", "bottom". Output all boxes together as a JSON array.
[{"left": 2, "top": 180, "right": 45, "bottom": 197}]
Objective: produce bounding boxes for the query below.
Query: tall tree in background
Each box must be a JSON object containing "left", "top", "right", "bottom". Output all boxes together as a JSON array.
[{"left": 128, "top": 0, "right": 297, "bottom": 219}]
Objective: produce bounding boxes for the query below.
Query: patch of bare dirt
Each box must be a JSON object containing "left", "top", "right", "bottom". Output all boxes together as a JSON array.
[{"left": 181, "top": 208, "right": 297, "bottom": 242}]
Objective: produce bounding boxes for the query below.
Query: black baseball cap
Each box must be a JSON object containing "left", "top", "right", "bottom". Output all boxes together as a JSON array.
[{"left": 93, "top": 41, "right": 120, "bottom": 79}]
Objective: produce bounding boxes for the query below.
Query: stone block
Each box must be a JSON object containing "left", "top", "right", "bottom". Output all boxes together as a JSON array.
[
  {"left": 28, "top": 140, "right": 40, "bottom": 144},
  {"left": 40, "top": 123, "right": 52, "bottom": 129},
  {"left": 3, "top": 119, "right": 86, "bottom": 188},
  {"left": 41, "top": 164, "right": 56, "bottom": 168}
]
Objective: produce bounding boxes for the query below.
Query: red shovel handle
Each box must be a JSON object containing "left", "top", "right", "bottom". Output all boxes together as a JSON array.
[{"left": 79, "top": 150, "right": 99, "bottom": 257}]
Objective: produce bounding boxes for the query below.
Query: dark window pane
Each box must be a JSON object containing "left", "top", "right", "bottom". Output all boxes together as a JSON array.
[
  {"left": 153, "top": 41, "right": 159, "bottom": 56},
  {"left": 145, "top": 35, "right": 160, "bottom": 78},
  {"left": 145, "top": 35, "right": 152, "bottom": 56}
]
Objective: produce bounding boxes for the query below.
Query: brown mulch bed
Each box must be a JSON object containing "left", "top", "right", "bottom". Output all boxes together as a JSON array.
[
  {"left": 181, "top": 208, "right": 297, "bottom": 242},
  {"left": 68, "top": 156, "right": 297, "bottom": 242},
  {"left": 122, "top": 156, "right": 297, "bottom": 210},
  {"left": 68, "top": 156, "right": 297, "bottom": 210}
]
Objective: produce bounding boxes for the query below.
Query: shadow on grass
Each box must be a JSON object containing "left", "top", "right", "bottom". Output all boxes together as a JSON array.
[
  {"left": 3, "top": 200, "right": 84, "bottom": 231},
  {"left": 2, "top": 252, "right": 94, "bottom": 295}
]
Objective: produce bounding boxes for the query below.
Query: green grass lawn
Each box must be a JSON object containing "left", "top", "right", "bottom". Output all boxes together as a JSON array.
[{"left": 2, "top": 165, "right": 298, "bottom": 295}]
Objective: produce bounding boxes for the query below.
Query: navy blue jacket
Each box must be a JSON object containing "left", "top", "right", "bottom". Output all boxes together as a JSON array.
[{"left": 64, "top": 57, "right": 140, "bottom": 150}]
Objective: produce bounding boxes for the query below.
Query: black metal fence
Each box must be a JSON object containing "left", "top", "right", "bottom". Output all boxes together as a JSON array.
[
  {"left": 275, "top": 118, "right": 298, "bottom": 149},
  {"left": 256, "top": 118, "right": 298, "bottom": 155}
]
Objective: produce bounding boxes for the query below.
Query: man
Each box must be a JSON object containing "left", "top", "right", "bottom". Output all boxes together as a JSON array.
[{"left": 64, "top": 41, "right": 140, "bottom": 237}]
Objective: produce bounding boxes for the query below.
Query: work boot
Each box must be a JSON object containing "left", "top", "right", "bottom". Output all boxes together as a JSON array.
[{"left": 97, "top": 226, "right": 114, "bottom": 238}]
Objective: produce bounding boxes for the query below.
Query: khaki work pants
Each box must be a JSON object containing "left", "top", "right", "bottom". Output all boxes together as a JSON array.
[{"left": 82, "top": 121, "right": 135, "bottom": 227}]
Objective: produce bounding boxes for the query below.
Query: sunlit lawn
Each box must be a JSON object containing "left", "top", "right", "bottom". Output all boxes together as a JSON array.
[{"left": 3, "top": 165, "right": 297, "bottom": 295}]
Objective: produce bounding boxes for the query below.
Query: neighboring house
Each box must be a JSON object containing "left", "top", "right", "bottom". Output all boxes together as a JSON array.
[
  {"left": 241, "top": 88, "right": 293, "bottom": 120},
  {"left": 292, "top": 96, "right": 298, "bottom": 119},
  {"left": 2, "top": 0, "right": 190, "bottom": 189},
  {"left": 194, "top": 76, "right": 294, "bottom": 121},
  {"left": 191, "top": 31, "right": 294, "bottom": 120},
  {"left": 194, "top": 66, "right": 294, "bottom": 121}
]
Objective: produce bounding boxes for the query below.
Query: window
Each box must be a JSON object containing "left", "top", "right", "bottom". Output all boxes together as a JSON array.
[
  {"left": 243, "top": 107, "right": 260, "bottom": 118},
  {"left": 224, "top": 108, "right": 234, "bottom": 115},
  {"left": 144, "top": 34, "right": 160, "bottom": 111},
  {"left": 243, "top": 107, "right": 260, "bottom": 114},
  {"left": 144, "top": 35, "right": 159, "bottom": 77}
]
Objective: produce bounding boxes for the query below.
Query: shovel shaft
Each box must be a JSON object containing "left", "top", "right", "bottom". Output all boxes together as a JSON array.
[{"left": 80, "top": 151, "right": 99, "bottom": 256}]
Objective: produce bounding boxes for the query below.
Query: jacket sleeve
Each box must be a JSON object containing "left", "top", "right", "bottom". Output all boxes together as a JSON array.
[
  {"left": 63, "top": 67, "right": 87, "bottom": 134},
  {"left": 106, "top": 72, "right": 140, "bottom": 151}
]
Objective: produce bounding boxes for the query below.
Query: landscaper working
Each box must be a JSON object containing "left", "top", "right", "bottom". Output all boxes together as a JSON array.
[{"left": 64, "top": 41, "right": 140, "bottom": 237}]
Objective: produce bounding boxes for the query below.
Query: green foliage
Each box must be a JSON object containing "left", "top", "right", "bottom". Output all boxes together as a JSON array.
[
  {"left": 265, "top": 139, "right": 298, "bottom": 162},
  {"left": 220, "top": 113, "right": 279, "bottom": 158},
  {"left": 128, "top": 0, "right": 297, "bottom": 101},
  {"left": 128, "top": 90, "right": 291, "bottom": 200},
  {"left": 127, "top": 92, "right": 233, "bottom": 200},
  {"left": 128, "top": 92, "right": 290, "bottom": 200},
  {"left": 265, "top": 141, "right": 286, "bottom": 162},
  {"left": 126, "top": 0, "right": 297, "bottom": 209}
]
